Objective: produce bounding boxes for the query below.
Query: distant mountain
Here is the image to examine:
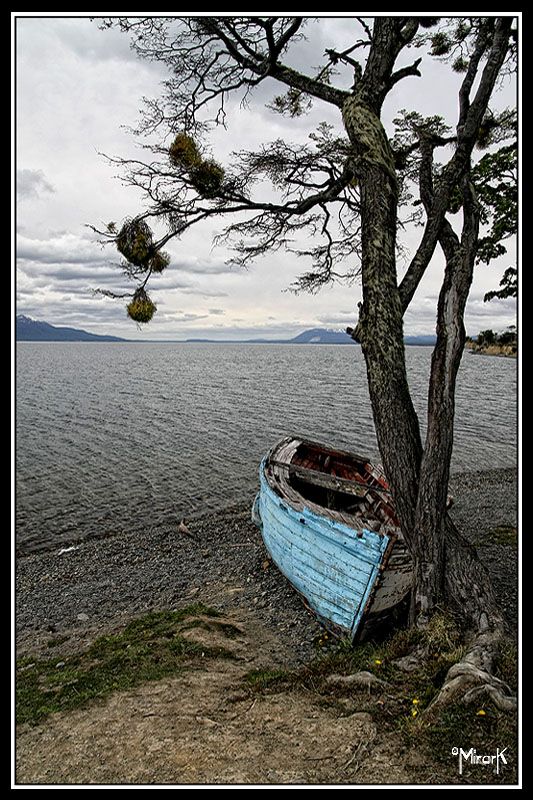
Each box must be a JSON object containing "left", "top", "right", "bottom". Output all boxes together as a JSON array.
[
  {"left": 186, "top": 328, "right": 437, "bottom": 345},
  {"left": 16, "top": 318, "right": 437, "bottom": 345},
  {"left": 186, "top": 328, "right": 353, "bottom": 344},
  {"left": 288, "top": 328, "right": 354, "bottom": 344},
  {"left": 16, "top": 315, "right": 126, "bottom": 342},
  {"left": 404, "top": 335, "right": 437, "bottom": 346}
]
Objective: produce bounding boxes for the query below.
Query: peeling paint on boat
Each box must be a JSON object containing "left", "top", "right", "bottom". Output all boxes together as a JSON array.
[{"left": 255, "top": 458, "right": 390, "bottom": 637}]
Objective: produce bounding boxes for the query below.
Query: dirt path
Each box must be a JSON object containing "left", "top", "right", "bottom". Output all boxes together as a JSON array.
[{"left": 16, "top": 608, "right": 411, "bottom": 786}]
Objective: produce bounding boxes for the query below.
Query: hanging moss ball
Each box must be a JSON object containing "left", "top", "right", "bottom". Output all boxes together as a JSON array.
[
  {"left": 116, "top": 219, "right": 153, "bottom": 268},
  {"left": 127, "top": 290, "right": 156, "bottom": 324},
  {"left": 169, "top": 133, "right": 201, "bottom": 169},
  {"left": 190, "top": 160, "right": 225, "bottom": 199},
  {"left": 149, "top": 251, "right": 170, "bottom": 273}
]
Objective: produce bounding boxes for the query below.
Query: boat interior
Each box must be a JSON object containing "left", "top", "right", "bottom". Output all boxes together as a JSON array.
[{"left": 268, "top": 438, "right": 399, "bottom": 532}]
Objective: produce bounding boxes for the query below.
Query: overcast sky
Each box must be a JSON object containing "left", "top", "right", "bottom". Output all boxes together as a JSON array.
[{"left": 15, "top": 15, "right": 517, "bottom": 340}]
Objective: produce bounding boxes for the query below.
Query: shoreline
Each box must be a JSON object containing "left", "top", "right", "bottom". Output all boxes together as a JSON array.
[
  {"left": 465, "top": 342, "right": 517, "bottom": 358},
  {"left": 16, "top": 467, "right": 518, "bottom": 660}
]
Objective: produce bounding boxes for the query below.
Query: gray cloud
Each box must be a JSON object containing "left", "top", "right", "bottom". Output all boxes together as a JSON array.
[
  {"left": 164, "top": 311, "right": 210, "bottom": 323},
  {"left": 179, "top": 287, "right": 229, "bottom": 298},
  {"left": 317, "top": 310, "right": 356, "bottom": 324},
  {"left": 15, "top": 16, "right": 517, "bottom": 341},
  {"left": 17, "top": 169, "right": 55, "bottom": 200},
  {"left": 17, "top": 231, "right": 108, "bottom": 265},
  {"left": 168, "top": 255, "right": 237, "bottom": 275}
]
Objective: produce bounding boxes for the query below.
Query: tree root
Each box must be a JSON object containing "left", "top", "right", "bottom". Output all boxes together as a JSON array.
[
  {"left": 326, "top": 671, "right": 390, "bottom": 691},
  {"left": 423, "top": 620, "right": 517, "bottom": 720}
]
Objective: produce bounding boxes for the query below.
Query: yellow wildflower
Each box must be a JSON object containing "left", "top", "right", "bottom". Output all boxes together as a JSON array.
[
  {"left": 375, "top": 659, "right": 382, "bottom": 665},
  {"left": 412, "top": 698, "right": 420, "bottom": 705},
  {"left": 476, "top": 709, "right": 486, "bottom": 716},
  {"left": 411, "top": 709, "right": 418, "bottom": 718}
]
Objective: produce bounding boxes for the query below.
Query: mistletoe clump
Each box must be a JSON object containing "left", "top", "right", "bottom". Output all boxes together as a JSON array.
[
  {"left": 116, "top": 219, "right": 153, "bottom": 267},
  {"left": 190, "top": 160, "right": 225, "bottom": 198},
  {"left": 127, "top": 289, "right": 157, "bottom": 323},
  {"left": 169, "top": 133, "right": 225, "bottom": 199},
  {"left": 430, "top": 32, "right": 451, "bottom": 56},
  {"left": 169, "top": 132, "right": 201, "bottom": 169},
  {"left": 149, "top": 251, "right": 170, "bottom": 273}
]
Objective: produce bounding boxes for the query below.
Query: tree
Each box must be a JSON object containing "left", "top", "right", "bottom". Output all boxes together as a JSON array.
[
  {"left": 94, "top": 17, "right": 517, "bottom": 710},
  {"left": 497, "top": 326, "right": 517, "bottom": 346},
  {"left": 478, "top": 329, "right": 496, "bottom": 346}
]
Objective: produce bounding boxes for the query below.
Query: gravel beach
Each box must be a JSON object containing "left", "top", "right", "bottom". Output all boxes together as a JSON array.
[{"left": 16, "top": 468, "right": 518, "bottom": 659}]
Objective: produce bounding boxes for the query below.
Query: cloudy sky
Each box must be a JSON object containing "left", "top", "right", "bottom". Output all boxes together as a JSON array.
[{"left": 15, "top": 15, "right": 517, "bottom": 340}]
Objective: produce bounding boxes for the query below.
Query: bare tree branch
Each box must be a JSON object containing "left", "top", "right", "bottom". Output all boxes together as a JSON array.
[
  {"left": 398, "top": 17, "right": 512, "bottom": 312},
  {"left": 387, "top": 57, "right": 422, "bottom": 90}
]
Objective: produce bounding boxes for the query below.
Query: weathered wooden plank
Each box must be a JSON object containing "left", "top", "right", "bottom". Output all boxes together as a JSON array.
[
  {"left": 260, "top": 516, "right": 368, "bottom": 627},
  {"left": 258, "top": 477, "right": 389, "bottom": 632},
  {"left": 270, "top": 460, "right": 372, "bottom": 499},
  {"left": 261, "top": 530, "right": 357, "bottom": 625},
  {"left": 260, "top": 500, "right": 384, "bottom": 577},
  {"left": 260, "top": 510, "right": 371, "bottom": 598},
  {"left": 254, "top": 437, "right": 410, "bottom": 638}
]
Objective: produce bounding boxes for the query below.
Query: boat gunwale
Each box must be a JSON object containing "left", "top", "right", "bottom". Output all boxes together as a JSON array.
[{"left": 263, "top": 435, "right": 399, "bottom": 534}]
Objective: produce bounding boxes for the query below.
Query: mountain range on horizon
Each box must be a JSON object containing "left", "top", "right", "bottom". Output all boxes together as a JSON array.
[
  {"left": 15, "top": 315, "right": 437, "bottom": 346},
  {"left": 16, "top": 315, "right": 127, "bottom": 342}
]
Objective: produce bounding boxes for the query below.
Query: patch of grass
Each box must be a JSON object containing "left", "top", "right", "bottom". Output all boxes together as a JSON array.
[
  {"left": 414, "top": 705, "right": 518, "bottom": 783},
  {"left": 424, "top": 705, "right": 516, "bottom": 762},
  {"left": 16, "top": 604, "right": 231, "bottom": 727},
  {"left": 242, "top": 613, "right": 517, "bottom": 784},
  {"left": 179, "top": 618, "right": 243, "bottom": 639},
  {"left": 244, "top": 668, "right": 292, "bottom": 691},
  {"left": 242, "top": 613, "right": 464, "bottom": 713},
  {"left": 493, "top": 641, "right": 518, "bottom": 692},
  {"left": 485, "top": 525, "right": 518, "bottom": 546}
]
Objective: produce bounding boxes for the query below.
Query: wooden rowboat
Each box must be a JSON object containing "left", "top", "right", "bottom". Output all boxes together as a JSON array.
[{"left": 252, "top": 436, "right": 412, "bottom": 641}]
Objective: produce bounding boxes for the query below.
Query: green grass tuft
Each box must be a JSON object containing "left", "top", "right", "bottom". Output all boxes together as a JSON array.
[
  {"left": 244, "top": 668, "right": 292, "bottom": 690},
  {"left": 16, "top": 604, "right": 230, "bottom": 727},
  {"left": 46, "top": 635, "right": 70, "bottom": 648},
  {"left": 485, "top": 525, "right": 518, "bottom": 546}
]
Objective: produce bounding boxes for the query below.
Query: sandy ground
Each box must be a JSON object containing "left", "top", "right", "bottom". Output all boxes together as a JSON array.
[
  {"left": 16, "top": 609, "right": 414, "bottom": 786},
  {"left": 15, "top": 468, "right": 518, "bottom": 786}
]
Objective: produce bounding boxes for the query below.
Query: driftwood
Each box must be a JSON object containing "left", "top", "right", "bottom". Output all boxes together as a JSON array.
[{"left": 178, "top": 520, "right": 196, "bottom": 540}]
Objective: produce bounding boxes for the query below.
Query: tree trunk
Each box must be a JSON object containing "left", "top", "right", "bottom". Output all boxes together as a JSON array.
[
  {"left": 355, "top": 160, "right": 424, "bottom": 554},
  {"left": 340, "top": 17, "right": 512, "bottom": 638},
  {"left": 411, "top": 179, "right": 477, "bottom": 619},
  {"left": 355, "top": 151, "right": 502, "bottom": 633},
  {"left": 410, "top": 175, "right": 503, "bottom": 627}
]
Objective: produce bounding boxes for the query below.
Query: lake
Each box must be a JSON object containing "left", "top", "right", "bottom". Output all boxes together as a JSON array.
[{"left": 16, "top": 343, "right": 517, "bottom": 553}]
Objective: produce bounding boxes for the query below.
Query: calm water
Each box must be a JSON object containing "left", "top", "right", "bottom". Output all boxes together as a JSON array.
[{"left": 16, "top": 343, "right": 517, "bottom": 553}]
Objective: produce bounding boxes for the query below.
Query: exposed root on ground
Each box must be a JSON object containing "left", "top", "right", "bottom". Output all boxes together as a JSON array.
[{"left": 423, "top": 614, "right": 517, "bottom": 720}]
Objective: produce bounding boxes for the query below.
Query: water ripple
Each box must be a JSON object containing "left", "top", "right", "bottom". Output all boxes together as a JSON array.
[{"left": 16, "top": 343, "right": 517, "bottom": 552}]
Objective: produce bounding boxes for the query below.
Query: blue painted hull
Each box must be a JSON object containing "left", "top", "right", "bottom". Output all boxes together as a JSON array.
[{"left": 254, "top": 456, "right": 391, "bottom": 638}]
